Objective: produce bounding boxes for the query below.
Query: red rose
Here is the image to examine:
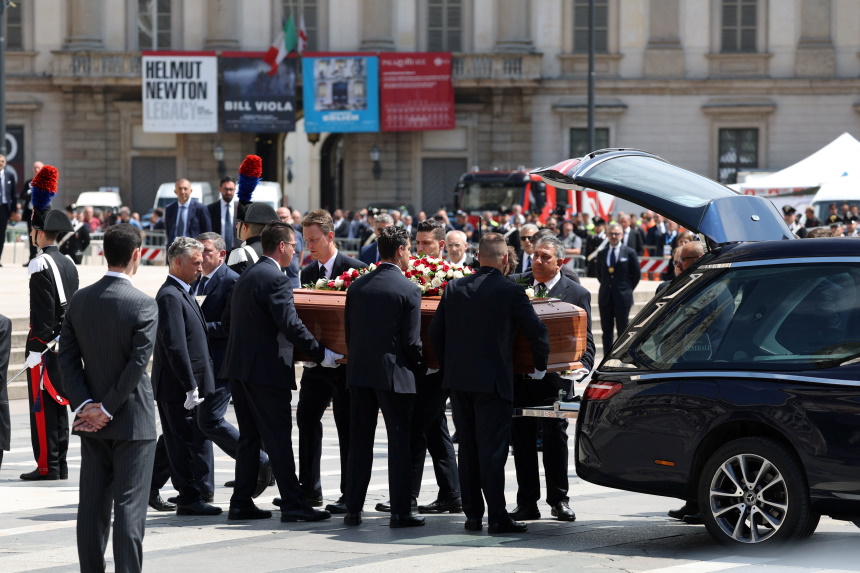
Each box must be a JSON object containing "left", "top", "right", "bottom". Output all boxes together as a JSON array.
[{"left": 327, "top": 281, "right": 336, "bottom": 288}]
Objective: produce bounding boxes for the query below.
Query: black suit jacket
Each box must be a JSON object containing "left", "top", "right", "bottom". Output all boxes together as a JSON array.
[
  {"left": 622, "top": 227, "right": 645, "bottom": 256},
  {"left": 345, "top": 263, "right": 423, "bottom": 393},
  {"left": 429, "top": 267, "right": 549, "bottom": 402},
  {"left": 300, "top": 250, "right": 367, "bottom": 286},
  {"left": 596, "top": 244, "right": 640, "bottom": 308},
  {"left": 220, "top": 257, "right": 324, "bottom": 388},
  {"left": 0, "top": 169, "right": 17, "bottom": 212},
  {"left": 58, "top": 276, "right": 158, "bottom": 440},
  {"left": 510, "top": 271, "right": 595, "bottom": 371},
  {"left": 164, "top": 199, "right": 212, "bottom": 245},
  {"left": 194, "top": 263, "right": 239, "bottom": 377},
  {"left": 358, "top": 242, "right": 379, "bottom": 265},
  {"left": 152, "top": 277, "right": 215, "bottom": 402},
  {"left": 333, "top": 218, "right": 350, "bottom": 238}
]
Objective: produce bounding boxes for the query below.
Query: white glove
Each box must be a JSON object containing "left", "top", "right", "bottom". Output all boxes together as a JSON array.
[
  {"left": 25, "top": 351, "right": 42, "bottom": 369},
  {"left": 321, "top": 348, "right": 343, "bottom": 368},
  {"left": 528, "top": 369, "right": 546, "bottom": 380},
  {"left": 184, "top": 388, "right": 203, "bottom": 410},
  {"left": 426, "top": 368, "right": 440, "bottom": 375}
]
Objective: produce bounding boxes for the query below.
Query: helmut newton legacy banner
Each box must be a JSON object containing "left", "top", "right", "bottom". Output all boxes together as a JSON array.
[
  {"left": 142, "top": 51, "right": 218, "bottom": 133},
  {"left": 221, "top": 52, "right": 297, "bottom": 133}
]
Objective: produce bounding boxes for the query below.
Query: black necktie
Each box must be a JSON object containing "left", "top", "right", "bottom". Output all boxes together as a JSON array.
[
  {"left": 197, "top": 276, "right": 209, "bottom": 295},
  {"left": 524, "top": 255, "right": 531, "bottom": 271},
  {"left": 223, "top": 203, "right": 233, "bottom": 247},
  {"left": 319, "top": 262, "right": 327, "bottom": 280},
  {"left": 609, "top": 247, "right": 617, "bottom": 267},
  {"left": 536, "top": 282, "right": 548, "bottom": 297}
]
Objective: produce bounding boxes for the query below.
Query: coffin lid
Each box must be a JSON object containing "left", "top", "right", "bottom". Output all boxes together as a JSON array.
[{"left": 532, "top": 149, "right": 794, "bottom": 246}]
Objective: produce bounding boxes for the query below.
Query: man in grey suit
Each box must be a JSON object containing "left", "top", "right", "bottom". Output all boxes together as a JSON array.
[{"left": 58, "top": 224, "right": 159, "bottom": 573}]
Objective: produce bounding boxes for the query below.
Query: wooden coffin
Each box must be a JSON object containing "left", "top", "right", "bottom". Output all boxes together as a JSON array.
[{"left": 293, "top": 289, "right": 587, "bottom": 374}]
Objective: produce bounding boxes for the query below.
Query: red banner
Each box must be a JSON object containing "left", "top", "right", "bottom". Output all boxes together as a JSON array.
[{"left": 379, "top": 52, "right": 455, "bottom": 132}]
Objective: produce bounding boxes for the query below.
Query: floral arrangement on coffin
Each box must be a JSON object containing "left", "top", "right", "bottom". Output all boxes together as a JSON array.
[
  {"left": 304, "top": 264, "right": 376, "bottom": 291},
  {"left": 405, "top": 256, "right": 474, "bottom": 296}
]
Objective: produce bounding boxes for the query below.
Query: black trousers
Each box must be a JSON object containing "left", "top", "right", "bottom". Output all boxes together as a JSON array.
[
  {"left": 78, "top": 437, "right": 155, "bottom": 573},
  {"left": 450, "top": 389, "right": 513, "bottom": 524},
  {"left": 230, "top": 380, "right": 306, "bottom": 511},
  {"left": 511, "top": 378, "right": 570, "bottom": 507},
  {"left": 409, "top": 373, "right": 460, "bottom": 501},
  {"left": 296, "top": 366, "right": 349, "bottom": 498},
  {"left": 156, "top": 400, "right": 211, "bottom": 505},
  {"left": 0, "top": 204, "right": 9, "bottom": 260},
  {"left": 599, "top": 299, "right": 632, "bottom": 353},
  {"left": 197, "top": 379, "right": 267, "bottom": 468},
  {"left": 26, "top": 351, "right": 69, "bottom": 475},
  {"left": 346, "top": 386, "right": 414, "bottom": 514},
  {"left": 151, "top": 415, "right": 213, "bottom": 496}
]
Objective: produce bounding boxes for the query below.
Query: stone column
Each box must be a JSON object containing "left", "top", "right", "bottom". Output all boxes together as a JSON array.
[
  {"left": 204, "top": 0, "right": 240, "bottom": 50},
  {"left": 64, "top": 0, "right": 103, "bottom": 50},
  {"left": 360, "top": 0, "right": 395, "bottom": 51},
  {"left": 495, "top": 0, "right": 534, "bottom": 53},
  {"left": 644, "top": 0, "right": 684, "bottom": 77},
  {"left": 795, "top": 0, "right": 834, "bottom": 77}
]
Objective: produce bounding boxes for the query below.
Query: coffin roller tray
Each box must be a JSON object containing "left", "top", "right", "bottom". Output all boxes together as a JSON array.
[{"left": 293, "top": 289, "right": 586, "bottom": 374}]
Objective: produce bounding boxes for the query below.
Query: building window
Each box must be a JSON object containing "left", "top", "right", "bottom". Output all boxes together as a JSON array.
[
  {"left": 283, "top": 0, "right": 318, "bottom": 51},
  {"left": 570, "top": 127, "right": 610, "bottom": 158},
  {"left": 138, "top": 0, "right": 172, "bottom": 50},
  {"left": 6, "top": 4, "right": 22, "bottom": 50},
  {"left": 721, "top": 0, "right": 757, "bottom": 53},
  {"left": 718, "top": 128, "right": 757, "bottom": 184},
  {"left": 573, "top": 0, "right": 608, "bottom": 53},
  {"left": 427, "top": 0, "right": 462, "bottom": 52}
]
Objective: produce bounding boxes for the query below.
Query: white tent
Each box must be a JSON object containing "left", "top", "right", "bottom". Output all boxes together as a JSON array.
[{"left": 738, "top": 132, "right": 860, "bottom": 195}]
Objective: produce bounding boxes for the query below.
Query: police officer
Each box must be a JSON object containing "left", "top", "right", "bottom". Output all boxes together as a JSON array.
[
  {"left": 21, "top": 166, "right": 80, "bottom": 481},
  {"left": 59, "top": 204, "right": 90, "bottom": 264},
  {"left": 782, "top": 205, "right": 808, "bottom": 238}
]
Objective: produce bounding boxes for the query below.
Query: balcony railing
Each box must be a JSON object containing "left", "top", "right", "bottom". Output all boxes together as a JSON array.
[
  {"left": 452, "top": 53, "right": 542, "bottom": 83},
  {"left": 52, "top": 51, "right": 142, "bottom": 83}
]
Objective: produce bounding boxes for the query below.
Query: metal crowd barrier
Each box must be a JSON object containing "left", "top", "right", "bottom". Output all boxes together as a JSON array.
[{"left": 82, "top": 228, "right": 169, "bottom": 265}]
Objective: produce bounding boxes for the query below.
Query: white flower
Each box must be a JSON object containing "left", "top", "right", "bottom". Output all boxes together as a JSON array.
[
  {"left": 525, "top": 287, "right": 535, "bottom": 299},
  {"left": 315, "top": 278, "right": 328, "bottom": 288},
  {"left": 446, "top": 269, "right": 455, "bottom": 279},
  {"left": 431, "top": 276, "right": 444, "bottom": 288},
  {"left": 368, "top": 263, "right": 376, "bottom": 272},
  {"left": 415, "top": 264, "right": 426, "bottom": 273},
  {"left": 333, "top": 278, "right": 344, "bottom": 289},
  {"left": 420, "top": 283, "right": 429, "bottom": 293},
  {"left": 452, "top": 270, "right": 464, "bottom": 279}
]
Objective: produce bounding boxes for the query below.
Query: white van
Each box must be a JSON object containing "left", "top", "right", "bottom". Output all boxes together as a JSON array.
[
  {"left": 250, "top": 181, "right": 283, "bottom": 210},
  {"left": 152, "top": 181, "right": 215, "bottom": 210},
  {"left": 76, "top": 191, "right": 123, "bottom": 211}
]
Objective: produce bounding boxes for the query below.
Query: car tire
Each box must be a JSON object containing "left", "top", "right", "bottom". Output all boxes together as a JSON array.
[{"left": 698, "top": 437, "right": 819, "bottom": 546}]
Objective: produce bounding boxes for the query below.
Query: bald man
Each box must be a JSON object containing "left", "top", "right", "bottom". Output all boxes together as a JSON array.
[{"left": 656, "top": 241, "right": 704, "bottom": 295}]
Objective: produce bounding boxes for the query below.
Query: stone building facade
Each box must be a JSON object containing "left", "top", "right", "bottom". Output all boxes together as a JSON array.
[{"left": 6, "top": 0, "right": 860, "bottom": 214}]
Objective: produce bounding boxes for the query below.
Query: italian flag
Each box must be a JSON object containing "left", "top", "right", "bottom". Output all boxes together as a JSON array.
[{"left": 262, "top": 16, "right": 300, "bottom": 76}]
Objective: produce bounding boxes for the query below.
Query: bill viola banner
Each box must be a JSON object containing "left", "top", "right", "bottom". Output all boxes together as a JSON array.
[
  {"left": 142, "top": 51, "right": 218, "bottom": 133},
  {"left": 302, "top": 53, "right": 379, "bottom": 133},
  {"left": 221, "top": 52, "right": 297, "bottom": 133},
  {"left": 379, "top": 53, "right": 455, "bottom": 132}
]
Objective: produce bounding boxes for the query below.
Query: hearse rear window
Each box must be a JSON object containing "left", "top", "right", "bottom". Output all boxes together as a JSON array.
[{"left": 632, "top": 264, "right": 860, "bottom": 371}]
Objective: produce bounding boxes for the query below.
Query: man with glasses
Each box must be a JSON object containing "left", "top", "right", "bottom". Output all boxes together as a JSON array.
[
  {"left": 656, "top": 241, "right": 705, "bottom": 296},
  {"left": 517, "top": 224, "right": 539, "bottom": 273},
  {"left": 596, "top": 223, "right": 640, "bottom": 355}
]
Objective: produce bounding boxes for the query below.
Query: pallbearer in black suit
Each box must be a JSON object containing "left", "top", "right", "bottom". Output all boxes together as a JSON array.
[
  {"left": 58, "top": 224, "right": 158, "bottom": 573},
  {"left": 21, "top": 166, "right": 80, "bottom": 481},
  {"left": 508, "top": 235, "right": 596, "bottom": 523},
  {"left": 429, "top": 233, "right": 550, "bottom": 534},
  {"left": 207, "top": 177, "right": 238, "bottom": 250},
  {"left": 221, "top": 222, "right": 342, "bottom": 522},
  {"left": 296, "top": 209, "right": 367, "bottom": 514},
  {"left": 343, "top": 226, "right": 426, "bottom": 528},
  {"left": 194, "top": 232, "right": 271, "bottom": 499},
  {"left": 152, "top": 237, "right": 222, "bottom": 516},
  {"left": 596, "top": 223, "right": 641, "bottom": 354}
]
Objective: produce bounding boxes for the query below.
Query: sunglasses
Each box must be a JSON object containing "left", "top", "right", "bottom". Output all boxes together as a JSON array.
[{"left": 521, "top": 235, "right": 537, "bottom": 242}]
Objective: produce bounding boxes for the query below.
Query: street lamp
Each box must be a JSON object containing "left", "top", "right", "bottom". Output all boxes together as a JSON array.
[
  {"left": 370, "top": 144, "right": 381, "bottom": 180},
  {"left": 286, "top": 156, "right": 294, "bottom": 184},
  {"left": 212, "top": 142, "right": 226, "bottom": 179}
]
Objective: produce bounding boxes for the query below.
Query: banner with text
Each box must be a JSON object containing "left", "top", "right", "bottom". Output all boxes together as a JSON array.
[
  {"left": 302, "top": 53, "right": 379, "bottom": 133},
  {"left": 142, "top": 51, "right": 218, "bottom": 133},
  {"left": 380, "top": 52, "right": 454, "bottom": 132},
  {"left": 221, "top": 52, "right": 297, "bottom": 133}
]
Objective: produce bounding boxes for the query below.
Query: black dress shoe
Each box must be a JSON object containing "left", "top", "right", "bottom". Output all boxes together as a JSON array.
[
  {"left": 59, "top": 466, "right": 68, "bottom": 480},
  {"left": 228, "top": 505, "right": 272, "bottom": 520},
  {"left": 303, "top": 494, "right": 323, "bottom": 507},
  {"left": 167, "top": 496, "right": 177, "bottom": 504},
  {"left": 418, "top": 498, "right": 463, "bottom": 514},
  {"left": 508, "top": 505, "right": 541, "bottom": 521},
  {"left": 344, "top": 511, "right": 362, "bottom": 526},
  {"left": 326, "top": 497, "right": 348, "bottom": 514},
  {"left": 148, "top": 494, "right": 176, "bottom": 512},
  {"left": 253, "top": 461, "right": 272, "bottom": 499},
  {"left": 176, "top": 501, "right": 223, "bottom": 516},
  {"left": 464, "top": 518, "right": 482, "bottom": 531},
  {"left": 488, "top": 519, "right": 528, "bottom": 534},
  {"left": 280, "top": 507, "right": 331, "bottom": 522},
  {"left": 20, "top": 469, "right": 59, "bottom": 480},
  {"left": 682, "top": 513, "right": 704, "bottom": 525},
  {"left": 551, "top": 500, "right": 576, "bottom": 522},
  {"left": 375, "top": 499, "right": 417, "bottom": 513},
  {"left": 390, "top": 513, "right": 426, "bottom": 528},
  {"left": 667, "top": 501, "right": 699, "bottom": 520},
  {"left": 224, "top": 480, "right": 235, "bottom": 487},
  {"left": 202, "top": 492, "right": 214, "bottom": 504},
  {"left": 272, "top": 497, "right": 282, "bottom": 506}
]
